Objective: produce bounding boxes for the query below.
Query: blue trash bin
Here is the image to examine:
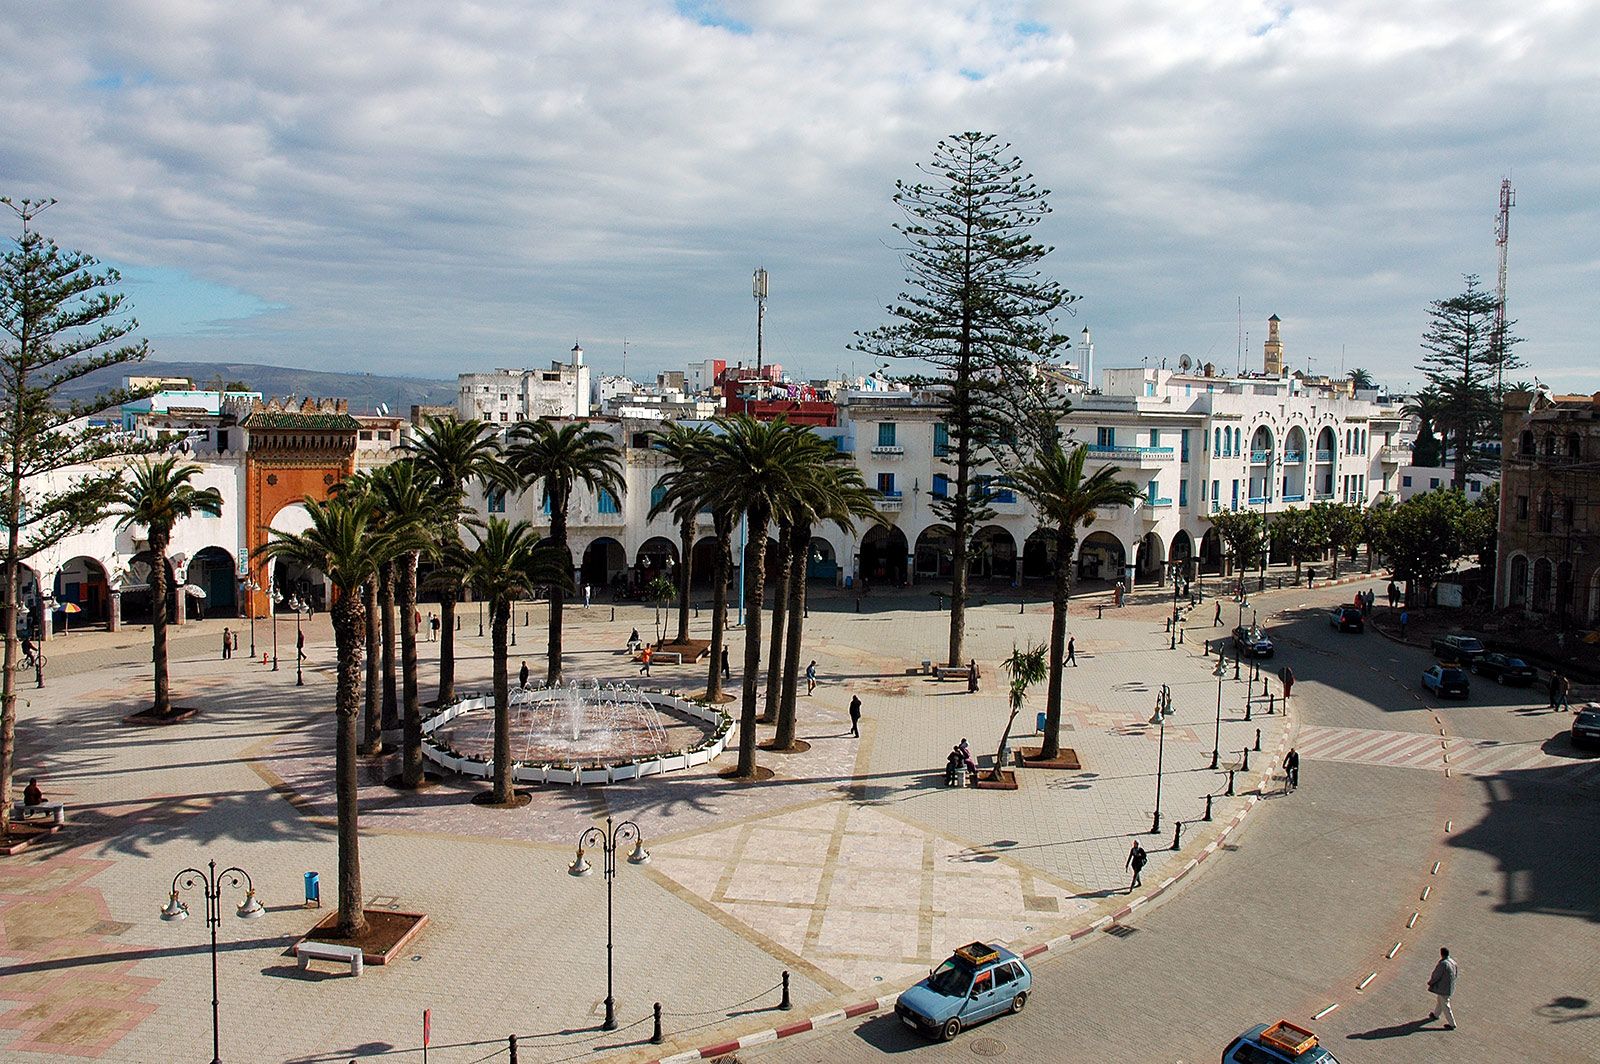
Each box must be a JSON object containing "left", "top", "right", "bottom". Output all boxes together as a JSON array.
[
  {"left": 304, "top": 871, "right": 320, "bottom": 908},
  {"left": 844, "top": 575, "right": 854, "bottom": 589},
  {"left": 1036, "top": 711, "right": 1047, "bottom": 734}
]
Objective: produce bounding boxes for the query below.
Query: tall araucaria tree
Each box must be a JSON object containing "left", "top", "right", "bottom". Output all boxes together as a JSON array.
[
  {"left": 853, "top": 132, "right": 1075, "bottom": 667},
  {"left": 259, "top": 494, "right": 392, "bottom": 938},
  {"left": 1417, "top": 275, "right": 1523, "bottom": 489},
  {"left": 0, "top": 197, "right": 153, "bottom": 836},
  {"left": 111, "top": 458, "right": 223, "bottom": 718},
  {"left": 506, "top": 421, "right": 624, "bottom": 686}
]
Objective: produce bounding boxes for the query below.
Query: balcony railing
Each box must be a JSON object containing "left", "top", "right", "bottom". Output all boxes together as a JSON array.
[
  {"left": 1314, "top": 449, "right": 1334, "bottom": 463},
  {"left": 874, "top": 491, "right": 903, "bottom": 512},
  {"left": 1146, "top": 497, "right": 1173, "bottom": 508},
  {"left": 1378, "top": 445, "right": 1407, "bottom": 464},
  {"left": 1247, "top": 496, "right": 1269, "bottom": 505},
  {"left": 1313, "top": 490, "right": 1334, "bottom": 500},
  {"left": 1084, "top": 445, "right": 1174, "bottom": 463},
  {"left": 1250, "top": 449, "right": 1273, "bottom": 463},
  {"left": 869, "top": 445, "right": 904, "bottom": 457},
  {"left": 1283, "top": 450, "right": 1304, "bottom": 462},
  {"left": 1282, "top": 493, "right": 1305, "bottom": 503}
]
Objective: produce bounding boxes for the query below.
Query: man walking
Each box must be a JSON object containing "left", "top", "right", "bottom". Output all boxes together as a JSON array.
[
  {"left": 1547, "top": 670, "right": 1561, "bottom": 709},
  {"left": 1399, "top": 609, "right": 1408, "bottom": 638},
  {"left": 297, "top": 628, "right": 306, "bottom": 661},
  {"left": 805, "top": 660, "right": 818, "bottom": 696},
  {"left": 1283, "top": 747, "right": 1300, "bottom": 791},
  {"left": 1066, "top": 636, "right": 1077, "bottom": 667},
  {"left": 1280, "top": 665, "right": 1294, "bottom": 701},
  {"left": 1558, "top": 673, "right": 1572, "bottom": 712},
  {"left": 519, "top": 661, "right": 529, "bottom": 689},
  {"left": 1213, "top": 602, "right": 1222, "bottom": 627},
  {"left": 583, "top": 582, "right": 591, "bottom": 609},
  {"left": 430, "top": 614, "right": 440, "bottom": 641},
  {"left": 1126, "top": 841, "right": 1147, "bottom": 891},
  {"left": 638, "top": 644, "right": 653, "bottom": 677},
  {"left": 720, "top": 646, "right": 731, "bottom": 681},
  {"left": 221, "top": 627, "right": 232, "bottom": 660},
  {"left": 1427, "top": 947, "right": 1459, "bottom": 1029},
  {"left": 848, "top": 694, "right": 862, "bottom": 738}
]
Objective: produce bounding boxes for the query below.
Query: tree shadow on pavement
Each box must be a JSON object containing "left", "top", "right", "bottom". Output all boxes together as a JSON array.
[{"left": 1346, "top": 1018, "right": 1435, "bottom": 1040}]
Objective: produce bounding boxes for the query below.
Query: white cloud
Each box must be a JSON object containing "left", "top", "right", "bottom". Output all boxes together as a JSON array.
[{"left": 0, "top": 0, "right": 1594, "bottom": 391}]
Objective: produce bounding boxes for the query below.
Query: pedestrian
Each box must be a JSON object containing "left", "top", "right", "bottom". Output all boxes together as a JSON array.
[
  {"left": 944, "top": 747, "right": 964, "bottom": 786},
  {"left": 1559, "top": 673, "right": 1572, "bottom": 712},
  {"left": 805, "top": 660, "right": 818, "bottom": 696},
  {"left": 583, "top": 583, "right": 591, "bottom": 609},
  {"left": 1427, "top": 947, "right": 1459, "bottom": 1029},
  {"left": 1307, "top": 566, "right": 1316, "bottom": 588},
  {"left": 414, "top": 608, "right": 421, "bottom": 631},
  {"left": 1213, "top": 602, "right": 1222, "bottom": 627},
  {"left": 519, "top": 661, "right": 529, "bottom": 689},
  {"left": 1114, "top": 580, "right": 1125, "bottom": 607},
  {"left": 1126, "top": 841, "right": 1147, "bottom": 891},
  {"left": 1281, "top": 665, "right": 1294, "bottom": 700},
  {"left": 1388, "top": 581, "right": 1399, "bottom": 608},
  {"left": 848, "top": 694, "right": 862, "bottom": 737},
  {"left": 297, "top": 628, "right": 306, "bottom": 661},
  {"left": 1283, "top": 747, "right": 1300, "bottom": 791},
  {"left": 1364, "top": 589, "right": 1375, "bottom": 616},
  {"left": 967, "top": 659, "right": 979, "bottom": 694},
  {"left": 1066, "top": 636, "right": 1077, "bottom": 666},
  {"left": 638, "top": 645, "right": 653, "bottom": 676},
  {"left": 720, "top": 646, "right": 731, "bottom": 681},
  {"left": 430, "top": 614, "right": 440, "bottom": 641},
  {"left": 22, "top": 778, "right": 43, "bottom": 808},
  {"left": 221, "top": 627, "right": 232, "bottom": 660},
  {"left": 1399, "top": 610, "right": 1408, "bottom": 638},
  {"left": 958, "top": 738, "right": 978, "bottom": 780}
]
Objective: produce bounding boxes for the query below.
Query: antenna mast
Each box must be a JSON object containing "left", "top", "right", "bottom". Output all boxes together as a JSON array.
[
  {"left": 752, "top": 268, "right": 769, "bottom": 376},
  {"left": 1493, "top": 178, "right": 1515, "bottom": 395}
]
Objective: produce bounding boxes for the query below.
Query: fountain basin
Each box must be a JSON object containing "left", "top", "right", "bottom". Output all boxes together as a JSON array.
[{"left": 421, "top": 685, "right": 732, "bottom": 786}]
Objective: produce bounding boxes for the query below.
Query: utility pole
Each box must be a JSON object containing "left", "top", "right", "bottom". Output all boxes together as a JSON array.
[
  {"left": 1493, "top": 178, "right": 1515, "bottom": 396},
  {"left": 753, "top": 268, "right": 768, "bottom": 377}
]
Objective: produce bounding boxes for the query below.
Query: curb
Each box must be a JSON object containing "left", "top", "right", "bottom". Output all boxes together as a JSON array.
[{"left": 640, "top": 711, "right": 1294, "bottom": 1064}]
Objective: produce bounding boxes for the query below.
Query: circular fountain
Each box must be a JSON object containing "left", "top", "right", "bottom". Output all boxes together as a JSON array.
[{"left": 421, "top": 680, "right": 731, "bottom": 786}]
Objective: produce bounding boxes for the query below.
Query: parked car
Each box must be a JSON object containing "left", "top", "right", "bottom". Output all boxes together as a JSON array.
[
  {"left": 1471, "top": 652, "right": 1537, "bottom": 686},
  {"left": 895, "top": 942, "right": 1032, "bottom": 1041},
  {"left": 1233, "top": 625, "right": 1275, "bottom": 658},
  {"left": 1571, "top": 707, "right": 1600, "bottom": 749},
  {"left": 1328, "top": 605, "right": 1364, "bottom": 633},
  {"left": 1431, "top": 633, "right": 1486, "bottom": 665},
  {"left": 1223, "top": 1020, "right": 1341, "bottom": 1063},
  {"left": 1422, "top": 665, "right": 1470, "bottom": 699}
]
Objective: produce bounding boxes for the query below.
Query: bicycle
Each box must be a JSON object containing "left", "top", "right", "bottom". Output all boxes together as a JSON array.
[{"left": 22, "top": 650, "right": 45, "bottom": 672}]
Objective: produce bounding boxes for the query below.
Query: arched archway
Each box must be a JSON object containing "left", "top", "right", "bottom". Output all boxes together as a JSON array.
[
  {"left": 269, "top": 502, "right": 328, "bottom": 612},
  {"left": 1022, "top": 529, "right": 1055, "bottom": 580},
  {"left": 53, "top": 556, "right": 110, "bottom": 630},
  {"left": 690, "top": 536, "right": 721, "bottom": 589},
  {"left": 1314, "top": 426, "right": 1337, "bottom": 498},
  {"left": 1077, "top": 531, "right": 1125, "bottom": 583},
  {"left": 1531, "top": 557, "right": 1553, "bottom": 612},
  {"left": 1508, "top": 554, "right": 1529, "bottom": 607},
  {"left": 1168, "top": 529, "right": 1194, "bottom": 580},
  {"left": 120, "top": 550, "right": 181, "bottom": 624},
  {"left": 1283, "top": 427, "right": 1308, "bottom": 500},
  {"left": 860, "top": 525, "right": 908, "bottom": 587},
  {"left": 581, "top": 537, "right": 627, "bottom": 594},
  {"left": 636, "top": 537, "right": 678, "bottom": 584},
  {"left": 1136, "top": 531, "right": 1165, "bottom": 584},
  {"left": 971, "top": 526, "right": 1017, "bottom": 581},
  {"left": 914, "top": 525, "right": 955, "bottom": 581},
  {"left": 1588, "top": 568, "right": 1600, "bottom": 624},
  {"left": 806, "top": 536, "right": 839, "bottom": 584},
  {"left": 1199, "top": 528, "right": 1223, "bottom": 575},
  {"left": 188, "top": 547, "right": 238, "bottom": 617}
]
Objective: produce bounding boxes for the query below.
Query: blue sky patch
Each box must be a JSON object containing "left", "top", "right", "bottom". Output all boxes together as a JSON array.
[
  {"left": 108, "top": 263, "right": 281, "bottom": 336},
  {"left": 674, "top": 0, "right": 752, "bottom": 34}
]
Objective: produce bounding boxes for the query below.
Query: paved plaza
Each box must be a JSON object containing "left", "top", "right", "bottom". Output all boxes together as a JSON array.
[{"left": 0, "top": 579, "right": 1295, "bottom": 1062}]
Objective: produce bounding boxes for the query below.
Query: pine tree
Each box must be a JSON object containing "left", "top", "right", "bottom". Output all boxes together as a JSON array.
[
  {"left": 1417, "top": 276, "right": 1522, "bottom": 489},
  {"left": 853, "top": 132, "right": 1074, "bottom": 666}
]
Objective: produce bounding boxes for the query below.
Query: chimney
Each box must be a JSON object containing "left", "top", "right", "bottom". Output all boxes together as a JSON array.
[{"left": 1263, "top": 315, "right": 1284, "bottom": 376}]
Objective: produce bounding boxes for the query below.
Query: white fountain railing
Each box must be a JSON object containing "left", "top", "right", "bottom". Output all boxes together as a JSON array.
[{"left": 420, "top": 685, "right": 733, "bottom": 786}]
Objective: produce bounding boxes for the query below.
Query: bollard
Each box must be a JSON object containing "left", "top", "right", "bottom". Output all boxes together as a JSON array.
[
  {"left": 1097, "top": 604, "right": 1105, "bottom": 620},
  {"left": 1254, "top": 728, "right": 1262, "bottom": 752},
  {"left": 1203, "top": 793, "right": 1213, "bottom": 821},
  {"left": 1019, "top": 601, "right": 1024, "bottom": 615},
  {"left": 611, "top": 606, "right": 616, "bottom": 621},
  {"left": 652, "top": 1003, "right": 663, "bottom": 1044},
  {"left": 780, "top": 969, "right": 793, "bottom": 1010},
  {"left": 855, "top": 596, "right": 861, "bottom": 613},
  {"left": 1172, "top": 820, "right": 1183, "bottom": 851},
  {"left": 510, "top": 625, "right": 516, "bottom": 647},
  {"left": 1244, "top": 697, "right": 1252, "bottom": 722},
  {"left": 1233, "top": 657, "right": 1240, "bottom": 680},
  {"left": 455, "top": 615, "right": 461, "bottom": 631},
  {"left": 1241, "top": 747, "right": 1251, "bottom": 772},
  {"left": 1261, "top": 676, "right": 1269, "bottom": 697},
  {"left": 1178, "top": 627, "right": 1184, "bottom": 645},
  {"left": 1267, "top": 694, "right": 1275, "bottom": 715},
  {"left": 1226, "top": 770, "right": 1236, "bottom": 796},
  {"left": 509, "top": 1034, "right": 518, "bottom": 1063}
]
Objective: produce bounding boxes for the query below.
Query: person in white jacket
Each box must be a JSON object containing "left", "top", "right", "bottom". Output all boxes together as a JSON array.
[{"left": 1428, "top": 947, "right": 1459, "bottom": 1029}]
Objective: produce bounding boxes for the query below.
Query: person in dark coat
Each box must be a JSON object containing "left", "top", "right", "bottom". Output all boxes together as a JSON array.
[
  {"left": 967, "top": 659, "right": 979, "bottom": 693},
  {"left": 848, "top": 695, "right": 862, "bottom": 737},
  {"left": 720, "top": 646, "right": 731, "bottom": 681},
  {"left": 1066, "top": 637, "right": 1077, "bottom": 666},
  {"left": 221, "top": 627, "right": 232, "bottom": 660},
  {"left": 1126, "top": 841, "right": 1147, "bottom": 891},
  {"left": 1283, "top": 748, "right": 1300, "bottom": 791},
  {"left": 519, "top": 661, "right": 529, "bottom": 689}
]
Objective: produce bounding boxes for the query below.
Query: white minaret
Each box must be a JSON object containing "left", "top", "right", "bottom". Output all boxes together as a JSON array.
[
  {"left": 1077, "top": 327, "right": 1095, "bottom": 390},
  {"left": 571, "top": 341, "right": 584, "bottom": 366}
]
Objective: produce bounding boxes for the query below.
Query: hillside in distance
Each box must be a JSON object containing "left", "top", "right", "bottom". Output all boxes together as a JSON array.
[{"left": 60, "top": 359, "right": 457, "bottom": 415}]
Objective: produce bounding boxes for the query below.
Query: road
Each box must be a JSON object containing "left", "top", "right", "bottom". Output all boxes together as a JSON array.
[{"left": 742, "top": 584, "right": 1600, "bottom": 1063}]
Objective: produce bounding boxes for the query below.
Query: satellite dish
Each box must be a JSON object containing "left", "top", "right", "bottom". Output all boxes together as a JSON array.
[
  {"left": 376, "top": 403, "right": 389, "bottom": 416},
  {"left": 1178, "top": 354, "right": 1192, "bottom": 371}
]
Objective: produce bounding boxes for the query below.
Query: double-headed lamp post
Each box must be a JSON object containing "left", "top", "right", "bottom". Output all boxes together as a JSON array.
[
  {"left": 1149, "top": 683, "right": 1174, "bottom": 834},
  {"left": 240, "top": 578, "right": 260, "bottom": 659},
  {"left": 270, "top": 587, "right": 281, "bottom": 672},
  {"left": 290, "top": 596, "right": 308, "bottom": 686},
  {"left": 569, "top": 817, "right": 651, "bottom": 1031},
  {"left": 160, "top": 859, "right": 264, "bottom": 1064}
]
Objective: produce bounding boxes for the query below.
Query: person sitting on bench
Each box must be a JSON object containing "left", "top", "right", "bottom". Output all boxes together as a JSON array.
[
  {"left": 626, "top": 628, "right": 641, "bottom": 652},
  {"left": 21, "top": 778, "right": 43, "bottom": 810}
]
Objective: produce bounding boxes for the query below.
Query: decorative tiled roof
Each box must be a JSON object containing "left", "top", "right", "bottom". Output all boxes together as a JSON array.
[{"left": 242, "top": 411, "right": 360, "bottom": 430}]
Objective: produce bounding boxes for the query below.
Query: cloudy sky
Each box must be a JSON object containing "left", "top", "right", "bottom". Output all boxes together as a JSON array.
[{"left": 4, "top": 1, "right": 1596, "bottom": 393}]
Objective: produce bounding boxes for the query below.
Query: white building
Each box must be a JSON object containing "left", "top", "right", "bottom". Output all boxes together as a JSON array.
[{"left": 457, "top": 344, "right": 591, "bottom": 424}]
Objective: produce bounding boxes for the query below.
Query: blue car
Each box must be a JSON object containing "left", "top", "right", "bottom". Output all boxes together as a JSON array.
[
  {"left": 1422, "top": 665, "right": 1470, "bottom": 699},
  {"left": 1224, "top": 1021, "right": 1341, "bottom": 1063},
  {"left": 895, "top": 942, "right": 1032, "bottom": 1040}
]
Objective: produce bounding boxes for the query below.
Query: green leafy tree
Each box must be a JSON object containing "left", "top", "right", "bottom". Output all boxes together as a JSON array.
[
  {"left": 853, "top": 132, "right": 1075, "bottom": 666},
  {"left": 1268, "top": 507, "right": 1319, "bottom": 584},
  {"left": 1311, "top": 501, "right": 1362, "bottom": 579},
  {"left": 1417, "top": 275, "right": 1523, "bottom": 488},
  {"left": 1008, "top": 443, "right": 1139, "bottom": 761},
  {"left": 259, "top": 494, "right": 390, "bottom": 938},
  {"left": 647, "top": 572, "right": 675, "bottom": 645},
  {"left": 1381, "top": 489, "right": 1469, "bottom": 605},
  {"left": 1207, "top": 509, "right": 1267, "bottom": 577},
  {"left": 991, "top": 643, "right": 1048, "bottom": 780},
  {"left": 1401, "top": 388, "right": 1447, "bottom": 469},
  {"left": 505, "top": 422, "right": 624, "bottom": 686},
  {"left": 1361, "top": 495, "right": 1395, "bottom": 573},
  {"left": 1459, "top": 483, "right": 1500, "bottom": 572},
  {"left": 404, "top": 415, "right": 506, "bottom": 706},
  {"left": 111, "top": 458, "right": 223, "bottom": 717},
  {"left": 0, "top": 199, "right": 153, "bottom": 834}
]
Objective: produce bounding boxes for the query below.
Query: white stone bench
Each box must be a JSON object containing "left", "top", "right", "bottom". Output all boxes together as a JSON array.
[
  {"left": 294, "top": 940, "right": 364, "bottom": 976},
  {"left": 11, "top": 801, "right": 65, "bottom": 826},
  {"left": 933, "top": 665, "right": 973, "bottom": 682},
  {"left": 653, "top": 651, "right": 683, "bottom": 665}
]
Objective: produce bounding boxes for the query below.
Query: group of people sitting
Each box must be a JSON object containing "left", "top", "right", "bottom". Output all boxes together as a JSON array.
[{"left": 944, "top": 739, "right": 979, "bottom": 786}]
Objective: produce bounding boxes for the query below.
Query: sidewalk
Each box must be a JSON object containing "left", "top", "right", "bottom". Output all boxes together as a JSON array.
[{"left": 0, "top": 591, "right": 1290, "bottom": 1062}]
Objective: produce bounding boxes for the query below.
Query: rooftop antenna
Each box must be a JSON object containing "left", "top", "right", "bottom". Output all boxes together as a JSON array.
[
  {"left": 1493, "top": 178, "right": 1515, "bottom": 396},
  {"left": 752, "top": 268, "right": 769, "bottom": 376},
  {"left": 1236, "top": 297, "right": 1243, "bottom": 375},
  {"left": 621, "top": 337, "right": 628, "bottom": 379}
]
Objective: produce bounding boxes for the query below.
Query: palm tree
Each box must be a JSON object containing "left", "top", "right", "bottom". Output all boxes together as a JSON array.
[
  {"left": 368, "top": 460, "right": 441, "bottom": 788},
  {"left": 648, "top": 424, "right": 714, "bottom": 646},
  {"left": 505, "top": 422, "right": 624, "bottom": 686},
  {"left": 1008, "top": 444, "right": 1139, "bottom": 762},
  {"left": 1402, "top": 388, "right": 1447, "bottom": 468},
  {"left": 702, "top": 416, "right": 814, "bottom": 778},
  {"left": 404, "top": 416, "right": 506, "bottom": 706},
  {"left": 773, "top": 460, "right": 878, "bottom": 751},
  {"left": 334, "top": 472, "right": 386, "bottom": 755},
  {"left": 259, "top": 494, "right": 390, "bottom": 938},
  {"left": 455, "top": 519, "right": 569, "bottom": 805},
  {"left": 992, "top": 643, "right": 1049, "bottom": 780},
  {"left": 761, "top": 516, "right": 792, "bottom": 725},
  {"left": 111, "top": 457, "right": 223, "bottom": 718},
  {"left": 1347, "top": 368, "right": 1376, "bottom": 391}
]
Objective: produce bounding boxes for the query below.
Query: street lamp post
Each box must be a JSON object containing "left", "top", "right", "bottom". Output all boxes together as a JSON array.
[
  {"left": 160, "top": 859, "right": 264, "bottom": 1064},
  {"left": 569, "top": 817, "right": 651, "bottom": 1031},
  {"left": 241, "top": 579, "right": 259, "bottom": 659},
  {"left": 270, "top": 587, "right": 280, "bottom": 671},
  {"left": 1149, "top": 684, "right": 1173, "bottom": 834},
  {"left": 1211, "top": 669, "right": 1224, "bottom": 770},
  {"left": 291, "top": 597, "right": 307, "bottom": 686}
]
